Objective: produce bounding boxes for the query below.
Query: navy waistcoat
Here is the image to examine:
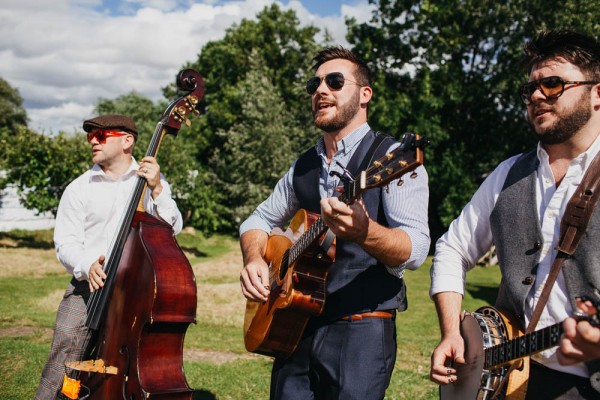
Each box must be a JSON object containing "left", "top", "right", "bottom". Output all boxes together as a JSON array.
[{"left": 292, "top": 130, "right": 407, "bottom": 320}]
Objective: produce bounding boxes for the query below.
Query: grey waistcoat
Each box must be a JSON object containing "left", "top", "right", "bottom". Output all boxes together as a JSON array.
[{"left": 489, "top": 148, "right": 600, "bottom": 391}]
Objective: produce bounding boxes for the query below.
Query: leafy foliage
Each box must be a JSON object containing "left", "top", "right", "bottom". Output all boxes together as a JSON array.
[
  {"left": 0, "top": 78, "right": 28, "bottom": 175},
  {"left": 168, "top": 4, "right": 322, "bottom": 231},
  {"left": 0, "top": 77, "right": 27, "bottom": 133},
  {"left": 4, "top": 2, "right": 599, "bottom": 238},
  {"left": 212, "top": 51, "right": 306, "bottom": 226},
  {"left": 1, "top": 127, "right": 89, "bottom": 215},
  {"left": 347, "top": 0, "right": 600, "bottom": 239}
]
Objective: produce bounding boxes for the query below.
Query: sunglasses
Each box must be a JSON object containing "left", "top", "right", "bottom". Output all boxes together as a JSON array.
[
  {"left": 87, "top": 130, "right": 129, "bottom": 143},
  {"left": 519, "top": 76, "right": 598, "bottom": 105},
  {"left": 306, "top": 72, "right": 360, "bottom": 95}
]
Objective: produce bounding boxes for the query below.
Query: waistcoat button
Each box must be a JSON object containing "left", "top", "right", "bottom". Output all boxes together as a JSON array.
[{"left": 522, "top": 276, "right": 534, "bottom": 285}]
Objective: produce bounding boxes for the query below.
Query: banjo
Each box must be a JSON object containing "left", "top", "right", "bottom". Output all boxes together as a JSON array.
[{"left": 440, "top": 305, "right": 599, "bottom": 400}]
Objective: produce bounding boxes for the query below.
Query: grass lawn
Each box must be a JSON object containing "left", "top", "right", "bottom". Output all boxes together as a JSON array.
[{"left": 0, "top": 229, "right": 501, "bottom": 399}]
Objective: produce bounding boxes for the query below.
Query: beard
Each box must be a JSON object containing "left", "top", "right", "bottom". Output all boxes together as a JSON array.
[
  {"left": 313, "top": 89, "right": 361, "bottom": 132},
  {"left": 530, "top": 91, "right": 592, "bottom": 145}
]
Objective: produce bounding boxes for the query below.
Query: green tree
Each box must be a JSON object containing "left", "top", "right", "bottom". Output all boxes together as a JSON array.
[
  {"left": 166, "top": 4, "right": 324, "bottom": 231},
  {"left": 347, "top": 0, "right": 600, "bottom": 241},
  {"left": 176, "top": 3, "right": 321, "bottom": 161},
  {"left": 0, "top": 77, "right": 27, "bottom": 131},
  {"left": 212, "top": 52, "right": 305, "bottom": 226},
  {"left": 0, "top": 77, "right": 89, "bottom": 214},
  {"left": 0, "top": 77, "right": 28, "bottom": 173},
  {"left": 1, "top": 127, "right": 89, "bottom": 215}
]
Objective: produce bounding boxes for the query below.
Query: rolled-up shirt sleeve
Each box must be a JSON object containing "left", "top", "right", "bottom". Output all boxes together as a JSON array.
[{"left": 382, "top": 163, "right": 430, "bottom": 276}]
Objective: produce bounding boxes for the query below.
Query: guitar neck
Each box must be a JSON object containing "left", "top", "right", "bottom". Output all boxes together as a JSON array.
[
  {"left": 484, "top": 322, "right": 564, "bottom": 369},
  {"left": 287, "top": 176, "right": 365, "bottom": 265}
]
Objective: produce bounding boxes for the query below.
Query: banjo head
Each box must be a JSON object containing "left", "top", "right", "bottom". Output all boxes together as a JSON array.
[{"left": 440, "top": 309, "right": 508, "bottom": 400}]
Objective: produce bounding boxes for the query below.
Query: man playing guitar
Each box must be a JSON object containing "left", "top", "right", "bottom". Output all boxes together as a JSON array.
[
  {"left": 429, "top": 30, "right": 600, "bottom": 399},
  {"left": 239, "top": 46, "right": 430, "bottom": 399}
]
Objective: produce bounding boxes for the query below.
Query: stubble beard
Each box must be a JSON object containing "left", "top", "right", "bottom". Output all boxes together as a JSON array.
[
  {"left": 531, "top": 92, "right": 592, "bottom": 145},
  {"left": 313, "top": 90, "right": 361, "bottom": 133}
]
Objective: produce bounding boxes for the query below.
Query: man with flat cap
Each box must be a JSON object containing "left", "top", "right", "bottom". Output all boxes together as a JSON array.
[{"left": 35, "top": 114, "right": 183, "bottom": 399}]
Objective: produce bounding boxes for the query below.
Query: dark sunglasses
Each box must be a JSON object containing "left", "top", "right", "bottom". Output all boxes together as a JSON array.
[
  {"left": 87, "top": 130, "right": 129, "bottom": 143},
  {"left": 519, "top": 76, "right": 598, "bottom": 105},
  {"left": 306, "top": 72, "right": 360, "bottom": 95}
]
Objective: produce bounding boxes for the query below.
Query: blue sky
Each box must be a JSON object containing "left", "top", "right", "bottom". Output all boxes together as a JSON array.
[
  {"left": 1, "top": 0, "right": 373, "bottom": 133},
  {"left": 98, "top": 0, "right": 356, "bottom": 17}
]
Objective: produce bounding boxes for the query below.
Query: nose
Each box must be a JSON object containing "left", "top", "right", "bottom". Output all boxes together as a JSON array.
[
  {"left": 530, "top": 86, "right": 545, "bottom": 101},
  {"left": 315, "top": 77, "right": 329, "bottom": 94}
]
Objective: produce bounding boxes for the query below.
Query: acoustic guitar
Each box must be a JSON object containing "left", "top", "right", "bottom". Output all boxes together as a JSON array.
[
  {"left": 244, "top": 132, "right": 428, "bottom": 359},
  {"left": 440, "top": 305, "right": 599, "bottom": 400}
]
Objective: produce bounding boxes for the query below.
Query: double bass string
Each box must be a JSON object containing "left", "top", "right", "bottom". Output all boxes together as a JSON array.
[{"left": 85, "top": 121, "right": 165, "bottom": 330}]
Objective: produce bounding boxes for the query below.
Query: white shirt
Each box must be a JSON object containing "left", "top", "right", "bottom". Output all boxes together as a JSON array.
[
  {"left": 430, "top": 135, "right": 600, "bottom": 377},
  {"left": 54, "top": 159, "right": 183, "bottom": 281}
]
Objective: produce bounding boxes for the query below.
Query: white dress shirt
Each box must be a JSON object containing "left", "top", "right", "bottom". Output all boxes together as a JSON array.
[
  {"left": 54, "top": 159, "right": 183, "bottom": 281},
  {"left": 431, "top": 135, "right": 600, "bottom": 377}
]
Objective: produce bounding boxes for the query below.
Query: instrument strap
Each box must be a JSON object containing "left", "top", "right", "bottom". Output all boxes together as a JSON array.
[
  {"left": 529, "top": 150, "right": 600, "bottom": 333},
  {"left": 492, "top": 150, "right": 600, "bottom": 399}
]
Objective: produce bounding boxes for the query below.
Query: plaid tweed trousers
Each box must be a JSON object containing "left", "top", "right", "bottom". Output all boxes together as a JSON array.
[{"left": 35, "top": 279, "right": 95, "bottom": 400}]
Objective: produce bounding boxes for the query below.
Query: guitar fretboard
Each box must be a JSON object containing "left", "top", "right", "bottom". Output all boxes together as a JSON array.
[
  {"left": 286, "top": 178, "right": 362, "bottom": 266},
  {"left": 484, "top": 322, "right": 563, "bottom": 369}
]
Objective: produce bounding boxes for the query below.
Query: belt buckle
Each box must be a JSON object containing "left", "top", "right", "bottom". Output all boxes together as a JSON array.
[{"left": 349, "top": 314, "right": 363, "bottom": 321}]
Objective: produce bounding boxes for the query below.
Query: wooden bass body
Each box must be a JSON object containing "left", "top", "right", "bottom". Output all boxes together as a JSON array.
[{"left": 83, "top": 212, "right": 197, "bottom": 399}]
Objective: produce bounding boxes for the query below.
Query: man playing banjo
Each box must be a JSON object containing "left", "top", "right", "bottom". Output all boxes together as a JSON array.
[{"left": 429, "top": 30, "right": 600, "bottom": 399}]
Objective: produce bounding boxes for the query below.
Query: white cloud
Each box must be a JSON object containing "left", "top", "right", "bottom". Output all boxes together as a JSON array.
[{"left": 1, "top": 0, "right": 372, "bottom": 134}]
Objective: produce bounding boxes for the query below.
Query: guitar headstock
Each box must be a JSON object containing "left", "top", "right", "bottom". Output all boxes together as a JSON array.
[{"left": 361, "top": 133, "right": 429, "bottom": 190}]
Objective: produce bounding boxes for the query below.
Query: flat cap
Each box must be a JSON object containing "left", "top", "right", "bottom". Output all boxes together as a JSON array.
[{"left": 83, "top": 114, "right": 138, "bottom": 138}]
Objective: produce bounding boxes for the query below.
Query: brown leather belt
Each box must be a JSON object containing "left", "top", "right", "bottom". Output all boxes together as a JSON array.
[{"left": 340, "top": 310, "right": 396, "bottom": 321}]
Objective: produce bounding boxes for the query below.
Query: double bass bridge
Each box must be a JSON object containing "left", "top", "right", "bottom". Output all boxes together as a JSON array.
[{"left": 64, "top": 359, "right": 118, "bottom": 375}]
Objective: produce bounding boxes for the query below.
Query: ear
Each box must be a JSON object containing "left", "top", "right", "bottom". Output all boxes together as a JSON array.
[
  {"left": 592, "top": 83, "right": 600, "bottom": 111},
  {"left": 122, "top": 134, "right": 136, "bottom": 153},
  {"left": 360, "top": 85, "right": 372, "bottom": 106}
]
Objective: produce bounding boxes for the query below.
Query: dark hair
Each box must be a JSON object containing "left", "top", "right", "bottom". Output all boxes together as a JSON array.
[
  {"left": 523, "top": 30, "right": 600, "bottom": 80},
  {"left": 312, "top": 46, "right": 371, "bottom": 87}
]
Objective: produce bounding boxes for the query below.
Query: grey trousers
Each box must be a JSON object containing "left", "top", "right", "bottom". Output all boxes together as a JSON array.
[{"left": 35, "top": 280, "right": 94, "bottom": 400}]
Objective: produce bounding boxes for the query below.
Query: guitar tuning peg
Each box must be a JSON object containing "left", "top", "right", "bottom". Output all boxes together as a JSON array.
[
  {"left": 185, "top": 118, "right": 192, "bottom": 127},
  {"left": 410, "top": 172, "right": 418, "bottom": 179},
  {"left": 397, "top": 179, "right": 404, "bottom": 186}
]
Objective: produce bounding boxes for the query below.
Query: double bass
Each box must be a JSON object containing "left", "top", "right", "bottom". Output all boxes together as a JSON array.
[{"left": 65, "top": 69, "right": 204, "bottom": 399}]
